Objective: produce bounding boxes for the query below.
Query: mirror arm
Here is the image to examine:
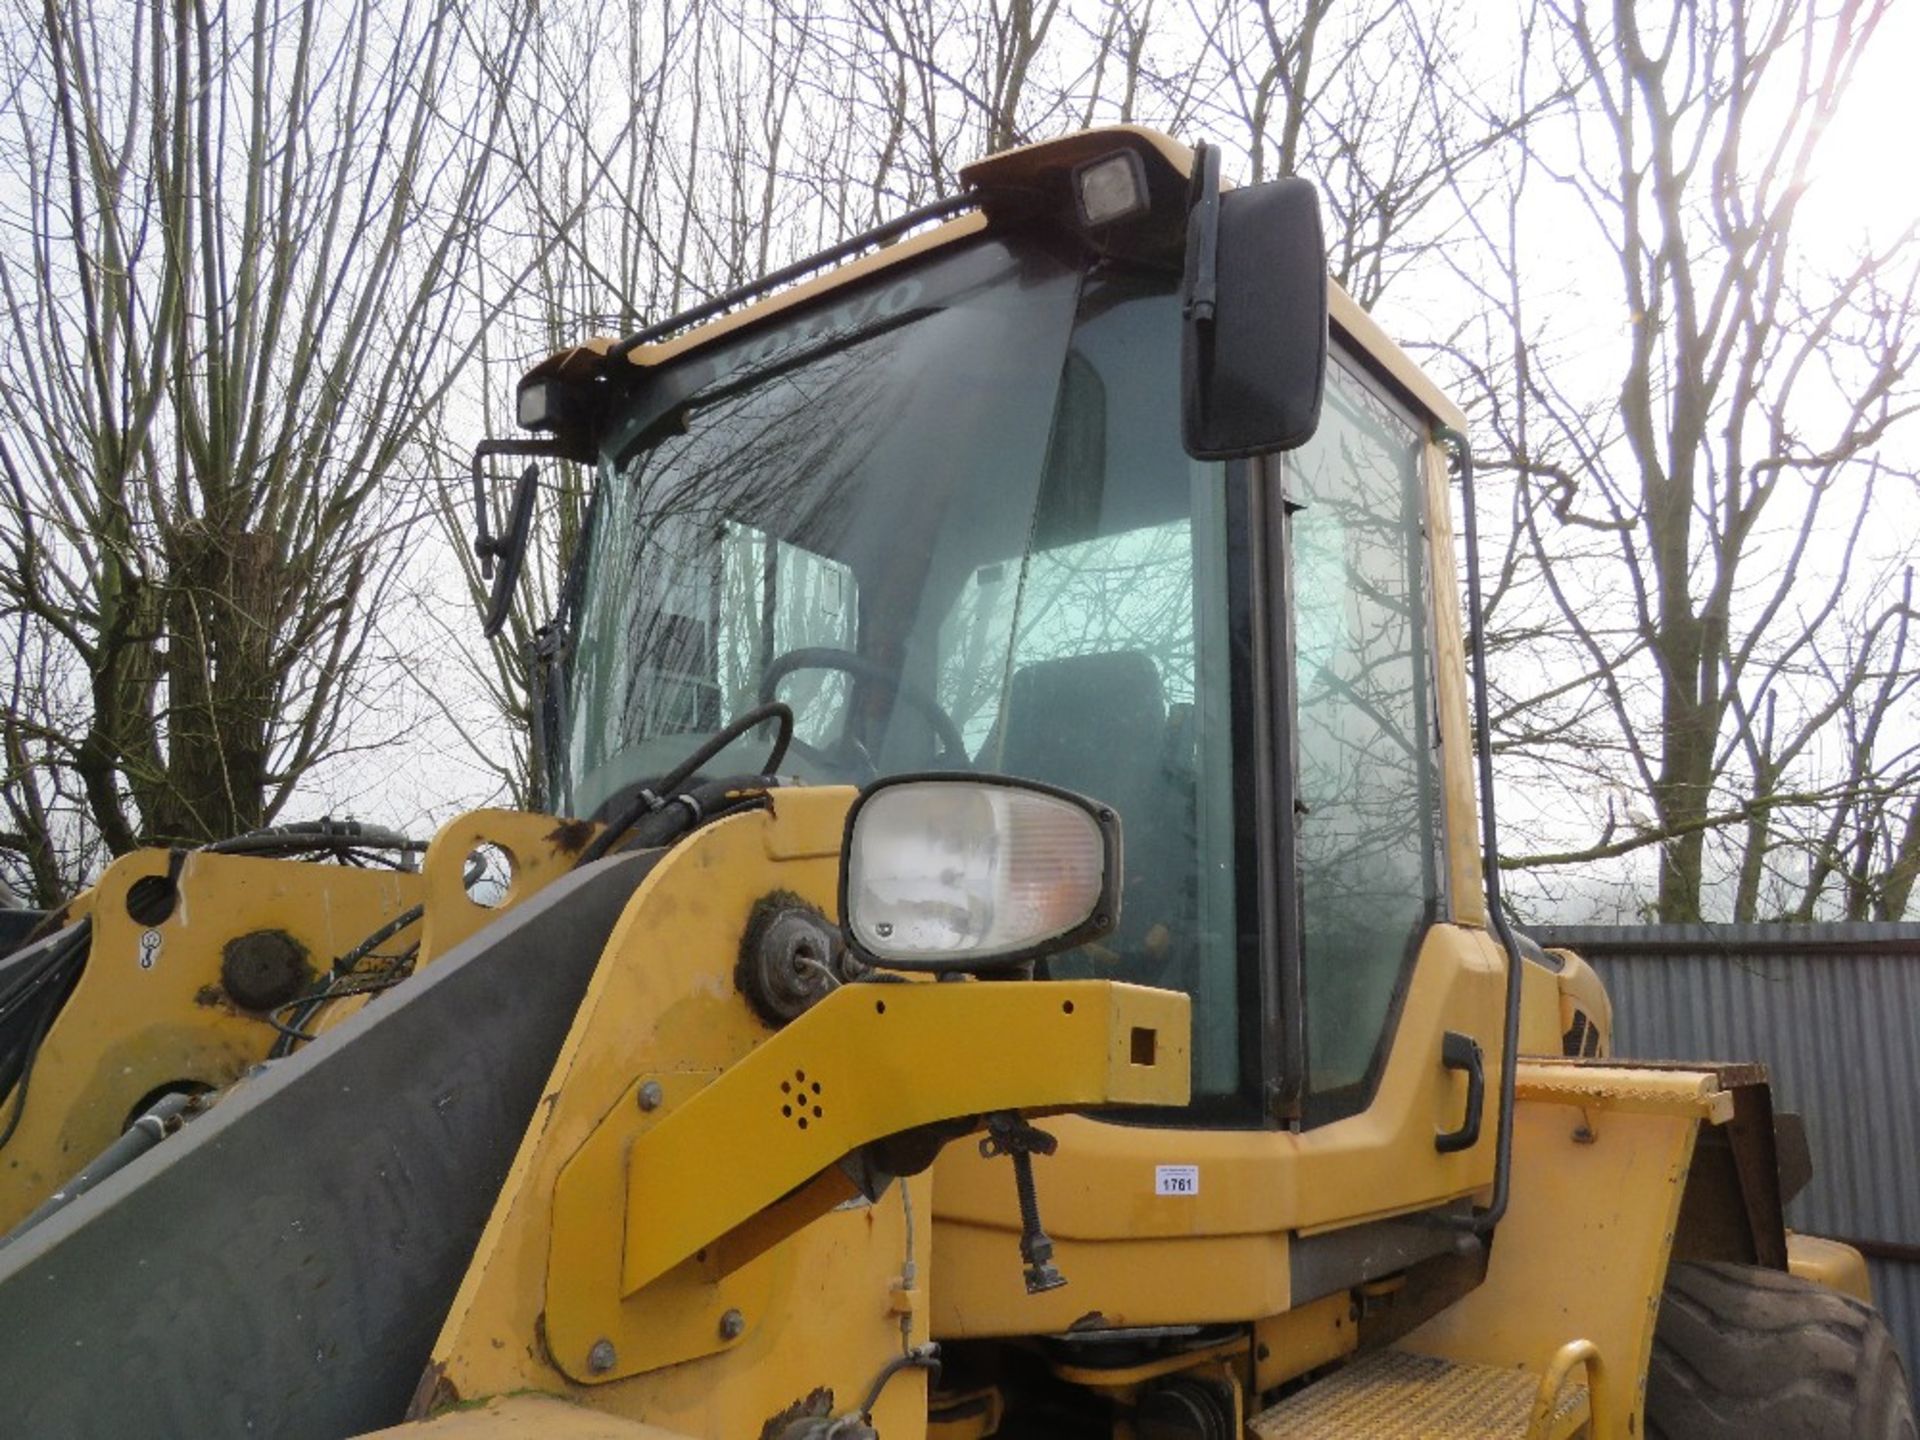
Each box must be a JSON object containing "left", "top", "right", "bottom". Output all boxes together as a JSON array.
[
  {"left": 1182, "top": 144, "right": 1222, "bottom": 326},
  {"left": 470, "top": 438, "right": 566, "bottom": 578}
]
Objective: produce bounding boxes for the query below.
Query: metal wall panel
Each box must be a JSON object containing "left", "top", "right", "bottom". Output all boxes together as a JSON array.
[{"left": 1533, "top": 923, "right": 1920, "bottom": 1388}]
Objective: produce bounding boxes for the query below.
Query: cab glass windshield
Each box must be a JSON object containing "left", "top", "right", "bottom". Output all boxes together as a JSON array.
[{"left": 563, "top": 237, "right": 1252, "bottom": 1101}]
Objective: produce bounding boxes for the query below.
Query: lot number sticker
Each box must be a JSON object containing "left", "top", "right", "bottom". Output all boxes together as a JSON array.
[{"left": 1155, "top": 1164, "right": 1199, "bottom": 1196}]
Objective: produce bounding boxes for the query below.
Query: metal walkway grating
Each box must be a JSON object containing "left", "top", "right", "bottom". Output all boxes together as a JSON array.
[{"left": 1251, "top": 1347, "right": 1589, "bottom": 1439}]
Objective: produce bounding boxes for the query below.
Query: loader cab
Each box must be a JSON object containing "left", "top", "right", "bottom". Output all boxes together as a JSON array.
[{"left": 545, "top": 179, "right": 1451, "bottom": 1133}]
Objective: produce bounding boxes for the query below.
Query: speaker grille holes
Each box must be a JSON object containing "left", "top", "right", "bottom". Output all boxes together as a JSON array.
[{"left": 778, "top": 1073, "right": 825, "bottom": 1129}]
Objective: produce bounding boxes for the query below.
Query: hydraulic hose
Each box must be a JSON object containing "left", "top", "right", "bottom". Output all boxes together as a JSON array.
[
  {"left": 603, "top": 775, "right": 784, "bottom": 855},
  {"left": 1, "top": 1090, "right": 197, "bottom": 1244},
  {"left": 0, "top": 917, "right": 94, "bottom": 1152},
  {"left": 575, "top": 702, "right": 794, "bottom": 867},
  {"left": 205, "top": 819, "right": 424, "bottom": 859}
]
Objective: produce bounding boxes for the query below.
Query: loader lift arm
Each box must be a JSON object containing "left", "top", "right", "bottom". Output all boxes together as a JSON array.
[
  {"left": 545, "top": 975, "right": 1189, "bottom": 1384},
  {"left": 417, "top": 784, "right": 1193, "bottom": 1436}
]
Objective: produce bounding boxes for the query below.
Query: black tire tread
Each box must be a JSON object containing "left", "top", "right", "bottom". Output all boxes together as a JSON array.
[{"left": 1646, "top": 1261, "right": 1916, "bottom": 1440}]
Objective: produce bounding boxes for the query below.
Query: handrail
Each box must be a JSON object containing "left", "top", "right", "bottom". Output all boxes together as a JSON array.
[
  {"left": 1435, "top": 423, "right": 1527, "bottom": 1236},
  {"left": 604, "top": 192, "right": 985, "bottom": 363},
  {"left": 1528, "top": 1338, "right": 1609, "bottom": 1439}
]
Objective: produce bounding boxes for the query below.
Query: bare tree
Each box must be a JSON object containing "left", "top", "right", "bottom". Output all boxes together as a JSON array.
[
  {"left": 1440, "top": 0, "right": 1920, "bottom": 920},
  {"left": 445, "top": 0, "right": 1519, "bottom": 807},
  {"left": 1174, "top": 0, "right": 1539, "bottom": 307},
  {"left": 0, "top": 0, "right": 528, "bottom": 904}
]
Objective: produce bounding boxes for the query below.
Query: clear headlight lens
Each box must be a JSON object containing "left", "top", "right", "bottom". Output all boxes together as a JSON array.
[
  {"left": 1073, "top": 149, "right": 1151, "bottom": 228},
  {"left": 842, "top": 778, "right": 1118, "bottom": 968}
]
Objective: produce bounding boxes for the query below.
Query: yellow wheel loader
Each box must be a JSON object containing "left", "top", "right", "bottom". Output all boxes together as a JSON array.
[{"left": 0, "top": 127, "right": 1909, "bottom": 1440}]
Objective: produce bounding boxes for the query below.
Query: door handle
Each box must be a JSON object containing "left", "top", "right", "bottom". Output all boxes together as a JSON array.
[{"left": 1434, "top": 1031, "right": 1484, "bottom": 1154}]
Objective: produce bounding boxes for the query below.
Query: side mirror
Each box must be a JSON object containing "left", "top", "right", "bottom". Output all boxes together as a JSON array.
[
  {"left": 480, "top": 464, "right": 538, "bottom": 639},
  {"left": 470, "top": 438, "right": 563, "bottom": 638},
  {"left": 1180, "top": 151, "right": 1328, "bottom": 460}
]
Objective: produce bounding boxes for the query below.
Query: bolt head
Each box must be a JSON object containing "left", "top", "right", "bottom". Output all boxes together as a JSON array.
[
  {"left": 587, "top": 1338, "right": 617, "bottom": 1374},
  {"left": 638, "top": 1080, "right": 664, "bottom": 1112},
  {"left": 719, "top": 1308, "right": 746, "bottom": 1340}
]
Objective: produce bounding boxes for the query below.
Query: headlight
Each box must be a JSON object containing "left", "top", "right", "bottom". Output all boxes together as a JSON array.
[
  {"left": 1072, "top": 149, "right": 1151, "bottom": 228},
  {"left": 839, "top": 776, "right": 1121, "bottom": 971},
  {"left": 516, "top": 376, "right": 559, "bottom": 430}
]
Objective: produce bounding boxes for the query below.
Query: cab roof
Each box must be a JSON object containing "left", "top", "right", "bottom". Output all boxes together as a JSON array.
[{"left": 517, "top": 126, "right": 1464, "bottom": 433}]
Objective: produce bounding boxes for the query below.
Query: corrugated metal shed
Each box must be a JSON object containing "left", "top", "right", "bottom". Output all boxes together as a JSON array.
[{"left": 1532, "top": 923, "right": 1920, "bottom": 1389}]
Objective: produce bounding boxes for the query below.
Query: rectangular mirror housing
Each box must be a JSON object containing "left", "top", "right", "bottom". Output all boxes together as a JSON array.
[{"left": 1181, "top": 174, "right": 1328, "bottom": 459}]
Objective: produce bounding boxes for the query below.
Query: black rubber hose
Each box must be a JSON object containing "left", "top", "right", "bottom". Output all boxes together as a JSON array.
[
  {"left": 265, "top": 904, "right": 428, "bottom": 1059},
  {"left": 206, "top": 820, "right": 424, "bottom": 858},
  {"left": 0, "top": 919, "right": 89, "bottom": 1017},
  {"left": 329, "top": 905, "right": 426, "bottom": 978},
  {"left": 2, "top": 1090, "right": 197, "bottom": 1243},
  {"left": 616, "top": 775, "right": 782, "bottom": 853},
  {"left": 0, "top": 917, "right": 90, "bottom": 1151},
  {"left": 1434, "top": 424, "right": 1527, "bottom": 1237},
  {"left": 575, "top": 702, "right": 793, "bottom": 867}
]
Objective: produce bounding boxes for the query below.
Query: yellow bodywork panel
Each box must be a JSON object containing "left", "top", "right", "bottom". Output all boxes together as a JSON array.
[
  {"left": 1253, "top": 1290, "right": 1359, "bottom": 1391},
  {"left": 415, "top": 809, "right": 598, "bottom": 963},
  {"left": 0, "top": 847, "right": 418, "bottom": 1231},
  {"left": 611, "top": 977, "right": 1188, "bottom": 1297},
  {"left": 1512, "top": 1059, "right": 1735, "bottom": 1123},
  {"left": 930, "top": 921, "right": 1508, "bottom": 1337},
  {"left": 0, "top": 808, "right": 588, "bottom": 1234},
  {"left": 1399, "top": 1059, "right": 1732, "bottom": 1437},
  {"left": 544, "top": 976, "right": 1187, "bottom": 1386},
  {"left": 361, "top": 1394, "right": 693, "bottom": 1439},
  {"left": 425, "top": 786, "right": 1192, "bottom": 1439},
  {"left": 1787, "top": 1230, "right": 1874, "bottom": 1303}
]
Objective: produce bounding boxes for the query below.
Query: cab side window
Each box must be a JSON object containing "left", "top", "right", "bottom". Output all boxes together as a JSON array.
[{"left": 1287, "top": 360, "right": 1441, "bottom": 1110}]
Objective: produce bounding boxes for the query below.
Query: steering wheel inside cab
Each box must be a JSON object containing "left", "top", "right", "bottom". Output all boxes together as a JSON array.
[{"left": 757, "top": 647, "right": 970, "bottom": 782}]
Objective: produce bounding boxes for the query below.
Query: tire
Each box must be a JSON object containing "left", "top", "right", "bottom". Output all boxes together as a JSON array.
[{"left": 1646, "top": 1261, "right": 1917, "bottom": 1439}]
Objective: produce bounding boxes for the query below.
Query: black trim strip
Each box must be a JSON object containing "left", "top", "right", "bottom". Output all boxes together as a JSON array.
[
  {"left": 1228, "top": 459, "right": 1283, "bottom": 1124},
  {"left": 1288, "top": 1200, "right": 1475, "bottom": 1305},
  {"left": 1256, "top": 454, "right": 1305, "bottom": 1119}
]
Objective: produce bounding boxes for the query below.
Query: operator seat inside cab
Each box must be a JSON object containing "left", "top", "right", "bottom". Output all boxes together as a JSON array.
[{"left": 984, "top": 649, "right": 1195, "bottom": 982}]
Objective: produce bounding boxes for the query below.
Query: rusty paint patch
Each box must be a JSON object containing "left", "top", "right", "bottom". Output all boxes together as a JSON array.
[
  {"left": 546, "top": 818, "right": 596, "bottom": 857},
  {"left": 405, "top": 1358, "right": 461, "bottom": 1420},
  {"left": 759, "top": 1387, "right": 835, "bottom": 1440}
]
